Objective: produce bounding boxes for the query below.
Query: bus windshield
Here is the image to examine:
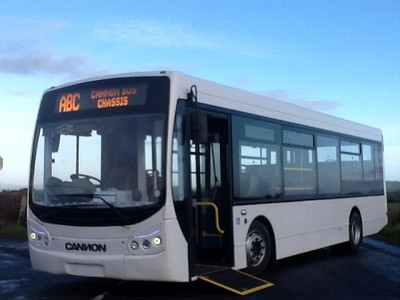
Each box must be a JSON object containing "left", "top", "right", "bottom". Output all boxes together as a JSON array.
[
  {"left": 32, "top": 114, "right": 165, "bottom": 208},
  {"left": 29, "top": 76, "right": 169, "bottom": 226}
]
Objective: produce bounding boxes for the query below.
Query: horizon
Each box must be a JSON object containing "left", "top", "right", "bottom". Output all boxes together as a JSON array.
[{"left": 0, "top": 0, "right": 399, "bottom": 189}]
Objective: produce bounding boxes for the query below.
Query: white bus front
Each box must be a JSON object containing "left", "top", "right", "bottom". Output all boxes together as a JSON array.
[{"left": 27, "top": 75, "right": 189, "bottom": 281}]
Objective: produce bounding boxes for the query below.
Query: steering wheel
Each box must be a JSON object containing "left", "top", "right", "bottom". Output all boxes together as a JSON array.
[{"left": 70, "top": 173, "right": 101, "bottom": 187}]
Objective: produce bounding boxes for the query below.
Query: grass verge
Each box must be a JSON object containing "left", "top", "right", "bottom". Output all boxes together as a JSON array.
[
  {"left": 0, "top": 224, "right": 27, "bottom": 238},
  {"left": 372, "top": 202, "right": 400, "bottom": 247}
]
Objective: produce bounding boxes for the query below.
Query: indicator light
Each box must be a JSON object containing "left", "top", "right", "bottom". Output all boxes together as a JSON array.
[
  {"left": 130, "top": 241, "right": 139, "bottom": 250},
  {"left": 142, "top": 240, "right": 151, "bottom": 249}
]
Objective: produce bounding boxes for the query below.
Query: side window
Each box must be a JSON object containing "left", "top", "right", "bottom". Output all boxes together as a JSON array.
[
  {"left": 341, "top": 140, "right": 362, "bottom": 180},
  {"left": 233, "top": 116, "right": 282, "bottom": 200},
  {"left": 373, "top": 143, "right": 384, "bottom": 182},
  {"left": 171, "top": 101, "right": 186, "bottom": 201},
  {"left": 340, "top": 140, "right": 363, "bottom": 194},
  {"left": 362, "top": 143, "right": 374, "bottom": 181},
  {"left": 340, "top": 140, "right": 384, "bottom": 195},
  {"left": 361, "top": 142, "right": 384, "bottom": 193},
  {"left": 372, "top": 143, "right": 384, "bottom": 193},
  {"left": 283, "top": 129, "right": 316, "bottom": 196},
  {"left": 231, "top": 115, "right": 384, "bottom": 201},
  {"left": 317, "top": 135, "right": 340, "bottom": 194}
]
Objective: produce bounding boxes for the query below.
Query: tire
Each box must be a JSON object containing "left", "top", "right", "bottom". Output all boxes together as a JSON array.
[
  {"left": 245, "top": 220, "right": 271, "bottom": 275},
  {"left": 348, "top": 212, "right": 363, "bottom": 252}
]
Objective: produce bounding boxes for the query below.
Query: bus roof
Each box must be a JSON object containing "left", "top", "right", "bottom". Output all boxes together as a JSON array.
[
  {"left": 44, "top": 70, "right": 382, "bottom": 142},
  {"left": 174, "top": 72, "right": 382, "bottom": 142}
]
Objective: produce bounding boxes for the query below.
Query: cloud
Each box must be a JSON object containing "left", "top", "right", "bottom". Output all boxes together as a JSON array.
[
  {"left": 95, "top": 19, "right": 270, "bottom": 59},
  {"left": 260, "top": 89, "right": 342, "bottom": 112},
  {"left": 0, "top": 48, "right": 107, "bottom": 78},
  {"left": 0, "top": 17, "right": 107, "bottom": 79},
  {"left": 0, "top": 17, "right": 67, "bottom": 41},
  {"left": 97, "top": 19, "right": 213, "bottom": 49}
]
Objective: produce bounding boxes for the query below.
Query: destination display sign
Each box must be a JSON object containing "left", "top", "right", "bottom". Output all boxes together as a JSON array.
[{"left": 55, "top": 83, "right": 148, "bottom": 113}]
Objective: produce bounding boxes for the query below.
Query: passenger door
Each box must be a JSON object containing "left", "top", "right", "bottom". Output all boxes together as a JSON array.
[{"left": 188, "top": 109, "right": 232, "bottom": 270}]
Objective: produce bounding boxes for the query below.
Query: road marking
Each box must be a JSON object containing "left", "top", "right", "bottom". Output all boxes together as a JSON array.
[
  {"left": 0, "top": 278, "right": 29, "bottom": 294},
  {"left": 91, "top": 281, "right": 124, "bottom": 300}
]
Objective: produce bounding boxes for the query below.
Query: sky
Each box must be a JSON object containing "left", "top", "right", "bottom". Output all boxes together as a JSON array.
[{"left": 0, "top": 0, "right": 399, "bottom": 189}]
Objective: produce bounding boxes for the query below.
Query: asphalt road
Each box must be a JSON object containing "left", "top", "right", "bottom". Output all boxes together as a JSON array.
[{"left": 1, "top": 237, "right": 399, "bottom": 300}]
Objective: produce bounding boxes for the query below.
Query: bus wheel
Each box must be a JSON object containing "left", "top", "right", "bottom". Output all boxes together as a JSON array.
[
  {"left": 348, "top": 212, "right": 363, "bottom": 252},
  {"left": 245, "top": 220, "right": 271, "bottom": 275}
]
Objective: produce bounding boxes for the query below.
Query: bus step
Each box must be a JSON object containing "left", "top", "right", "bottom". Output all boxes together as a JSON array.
[{"left": 198, "top": 268, "right": 274, "bottom": 296}]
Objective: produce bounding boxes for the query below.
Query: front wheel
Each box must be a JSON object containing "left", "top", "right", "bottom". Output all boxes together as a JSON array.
[{"left": 244, "top": 220, "right": 271, "bottom": 275}]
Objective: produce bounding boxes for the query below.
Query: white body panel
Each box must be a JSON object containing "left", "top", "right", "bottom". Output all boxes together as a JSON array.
[
  {"left": 232, "top": 195, "right": 387, "bottom": 269},
  {"left": 169, "top": 71, "right": 386, "bottom": 269},
  {"left": 28, "top": 207, "right": 189, "bottom": 281},
  {"left": 29, "top": 71, "right": 387, "bottom": 281}
]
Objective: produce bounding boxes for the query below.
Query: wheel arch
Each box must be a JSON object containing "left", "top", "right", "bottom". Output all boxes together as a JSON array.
[
  {"left": 252, "top": 215, "right": 276, "bottom": 262},
  {"left": 350, "top": 206, "right": 362, "bottom": 223}
]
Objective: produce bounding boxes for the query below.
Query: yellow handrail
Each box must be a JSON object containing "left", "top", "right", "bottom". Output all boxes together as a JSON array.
[{"left": 197, "top": 201, "right": 225, "bottom": 234}]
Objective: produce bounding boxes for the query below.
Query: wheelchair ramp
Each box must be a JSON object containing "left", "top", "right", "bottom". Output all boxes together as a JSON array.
[{"left": 198, "top": 268, "right": 273, "bottom": 296}]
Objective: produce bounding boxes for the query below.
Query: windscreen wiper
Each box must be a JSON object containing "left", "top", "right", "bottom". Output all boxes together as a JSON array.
[
  {"left": 41, "top": 194, "right": 131, "bottom": 227},
  {"left": 92, "top": 194, "right": 131, "bottom": 227}
]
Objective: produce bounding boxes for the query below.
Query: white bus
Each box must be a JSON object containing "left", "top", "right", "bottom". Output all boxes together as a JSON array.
[{"left": 28, "top": 71, "right": 387, "bottom": 283}]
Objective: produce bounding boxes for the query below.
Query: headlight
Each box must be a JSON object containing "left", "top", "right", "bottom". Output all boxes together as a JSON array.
[
  {"left": 29, "top": 227, "right": 51, "bottom": 248},
  {"left": 30, "top": 232, "right": 37, "bottom": 240},
  {"left": 128, "top": 226, "right": 164, "bottom": 255},
  {"left": 153, "top": 236, "right": 161, "bottom": 246}
]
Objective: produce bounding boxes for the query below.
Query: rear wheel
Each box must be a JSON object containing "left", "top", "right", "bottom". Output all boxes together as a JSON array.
[
  {"left": 348, "top": 212, "right": 363, "bottom": 252},
  {"left": 333, "top": 212, "right": 363, "bottom": 252},
  {"left": 245, "top": 220, "right": 271, "bottom": 275}
]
